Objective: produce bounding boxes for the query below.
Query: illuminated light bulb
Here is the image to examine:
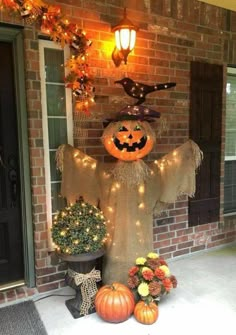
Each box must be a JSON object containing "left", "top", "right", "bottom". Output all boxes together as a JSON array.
[
  {"left": 111, "top": 187, "right": 116, "bottom": 192},
  {"left": 74, "top": 153, "right": 79, "bottom": 158},
  {"left": 173, "top": 150, "right": 177, "bottom": 156},
  {"left": 75, "top": 221, "right": 79, "bottom": 225},
  {"left": 107, "top": 207, "right": 113, "bottom": 213},
  {"left": 139, "top": 185, "right": 145, "bottom": 194},
  {"left": 139, "top": 203, "right": 145, "bottom": 209},
  {"left": 91, "top": 162, "right": 96, "bottom": 169},
  {"left": 136, "top": 220, "right": 141, "bottom": 227},
  {"left": 86, "top": 228, "right": 90, "bottom": 232},
  {"left": 93, "top": 235, "right": 98, "bottom": 241},
  {"left": 60, "top": 230, "right": 66, "bottom": 236},
  {"left": 61, "top": 212, "right": 66, "bottom": 217},
  {"left": 154, "top": 160, "right": 158, "bottom": 164},
  {"left": 73, "top": 240, "right": 79, "bottom": 244},
  {"left": 115, "top": 182, "right": 120, "bottom": 189},
  {"left": 66, "top": 248, "right": 70, "bottom": 253},
  {"left": 160, "top": 164, "right": 164, "bottom": 171},
  {"left": 150, "top": 170, "right": 154, "bottom": 175}
]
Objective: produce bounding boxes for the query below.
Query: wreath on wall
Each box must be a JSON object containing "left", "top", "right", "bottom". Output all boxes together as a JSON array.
[{"left": 1, "top": 0, "right": 95, "bottom": 114}]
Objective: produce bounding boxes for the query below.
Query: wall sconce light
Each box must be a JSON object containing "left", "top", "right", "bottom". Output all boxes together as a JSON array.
[{"left": 112, "top": 8, "right": 138, "bottom": 67}]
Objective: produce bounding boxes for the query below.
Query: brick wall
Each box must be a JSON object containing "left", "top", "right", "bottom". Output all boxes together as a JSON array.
[{"left": 1, "top": 0, "right": 236, "bottom": 304}]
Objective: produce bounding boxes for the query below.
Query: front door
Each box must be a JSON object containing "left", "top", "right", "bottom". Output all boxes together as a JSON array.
[{"left": 0, "top": 41, "right": 24, "bottom": 285}]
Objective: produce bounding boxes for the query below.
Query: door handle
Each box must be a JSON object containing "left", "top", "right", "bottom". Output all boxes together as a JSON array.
[{"left": 8, "top": 168, "right": 17, "bottom": 208}]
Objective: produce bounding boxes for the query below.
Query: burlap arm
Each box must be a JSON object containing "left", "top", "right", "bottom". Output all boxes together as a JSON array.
[
  {"left": 56, "top": 144, "right": 101, "bottom": 206},
  {"left": 149, "top": 140, "right": 203, "bottom": 215}
]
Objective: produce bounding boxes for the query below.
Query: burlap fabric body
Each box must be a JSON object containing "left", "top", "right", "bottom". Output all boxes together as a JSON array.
[{"left": 56, "top": 140, "right": 202, "bottom": 285}]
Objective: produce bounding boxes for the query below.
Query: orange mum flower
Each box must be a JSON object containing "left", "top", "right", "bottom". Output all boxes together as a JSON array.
[
  {"left": 128, "top": 266, "right": 139, "bottom": 277},
  {"left": 142, "top": 269, "right": 154, "bottom": 281},
  {"left": 154, "top": 268, "right": 165, "bottom": 280},
  {"left": 162, "top": 278, "right": 173, "bottom": 292}
]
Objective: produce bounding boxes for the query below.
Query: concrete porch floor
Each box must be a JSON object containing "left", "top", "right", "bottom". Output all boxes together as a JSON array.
[{"left": 35, "top": 243, "right": 236, "bottom": 335}]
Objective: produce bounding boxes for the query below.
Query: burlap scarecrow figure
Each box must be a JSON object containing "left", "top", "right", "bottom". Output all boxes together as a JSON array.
[{"left": 56, "top": 105, "right": 202, "bottom": 285}]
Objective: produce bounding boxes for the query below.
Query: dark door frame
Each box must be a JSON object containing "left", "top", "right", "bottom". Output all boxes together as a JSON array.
[{"left": 0, "top": 25, "right": 35, "bottom": 287}]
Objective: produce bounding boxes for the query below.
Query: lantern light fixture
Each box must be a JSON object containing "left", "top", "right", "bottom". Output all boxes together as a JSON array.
[{"left": 111, "top": 8, "right": 139, "bottom": 67}]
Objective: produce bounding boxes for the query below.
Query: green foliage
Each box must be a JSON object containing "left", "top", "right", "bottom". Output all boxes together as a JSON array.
[{"left": 51, "top": 199, "right": 107, "bottom": 254}]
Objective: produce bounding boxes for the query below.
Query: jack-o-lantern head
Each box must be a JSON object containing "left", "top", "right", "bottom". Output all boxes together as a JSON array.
[{"left": 102, "top": 119, "right": 156, "bottom": 161}]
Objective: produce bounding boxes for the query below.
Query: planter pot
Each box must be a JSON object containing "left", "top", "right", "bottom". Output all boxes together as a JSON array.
[{"left": 58, "top": 249, "right": 105, "bottom": 319}]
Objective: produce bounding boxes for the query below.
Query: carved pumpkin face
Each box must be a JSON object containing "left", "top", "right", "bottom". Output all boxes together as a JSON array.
[{"left": 102, "top": 120, "right": 156, "bottom": 161}]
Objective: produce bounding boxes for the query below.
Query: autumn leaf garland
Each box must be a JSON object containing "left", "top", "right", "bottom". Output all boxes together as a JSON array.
[{"left": 0, "top": 0, "right": 95, "bottom": 114}]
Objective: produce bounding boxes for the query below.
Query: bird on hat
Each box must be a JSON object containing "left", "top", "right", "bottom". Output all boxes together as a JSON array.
[{"left": 115, "top": 77, "right": 176, "bottom": 105}]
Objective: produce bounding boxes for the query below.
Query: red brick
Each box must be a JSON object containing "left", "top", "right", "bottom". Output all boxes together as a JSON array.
[
  {"left": 16, "top": 287, "right": 26, "bottom": 299},
  {"left": 169, "top": 222, "right": 187, "bottom": 231},
  {"left": 38, "top": 282, "right": 60, "bottom": 293},
  {"left": 0, "top": 293, "right": 6, "bottom": 304},
  {"left": 158, "top": 232, "right": 175, "bottom": 241},
  {"left": 178, "top": 241, "right": 194, "bottom": 249},
  {"left": 6, "top": 290, "right": 16, "bottom": 302},
  {"left": 173, "top": 249, "right": 190, "bottom": 257}
]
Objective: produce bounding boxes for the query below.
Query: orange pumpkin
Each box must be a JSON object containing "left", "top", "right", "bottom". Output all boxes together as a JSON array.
[
  {"left": 95, "top": 282, "right": 135, "bottom": 323},
  {"left": 134, "top": 300, "right": 159, "bottom": 325},
  {"left": 102, "top": 120, "right": 156, "bottom": 161}
]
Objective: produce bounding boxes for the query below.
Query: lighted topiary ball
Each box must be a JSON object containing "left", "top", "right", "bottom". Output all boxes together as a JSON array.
[{"left": 51, "top": 198, "right": 107, "bottom": 255}]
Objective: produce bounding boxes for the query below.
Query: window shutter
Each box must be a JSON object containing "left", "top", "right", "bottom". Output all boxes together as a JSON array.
[{"left": 189, "top": 61, "right": 223, "bottom": 226}]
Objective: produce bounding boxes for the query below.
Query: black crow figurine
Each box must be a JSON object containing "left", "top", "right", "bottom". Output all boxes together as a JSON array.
[{"left": 115, "top": 77, "right": 176, "bottom": 105}]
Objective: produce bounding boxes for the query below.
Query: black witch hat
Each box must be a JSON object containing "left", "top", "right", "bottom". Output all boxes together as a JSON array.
[{"left": 104, "top": 105, "right": 160, "bottom": 125}]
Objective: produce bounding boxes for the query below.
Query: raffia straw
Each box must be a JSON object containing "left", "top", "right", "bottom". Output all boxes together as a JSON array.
[
  {"left": 55, "top": 144, "right": 66, "bottom": 172},
  {"left": 110, "top": 160, "right": 152, "bottom": 186}
]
